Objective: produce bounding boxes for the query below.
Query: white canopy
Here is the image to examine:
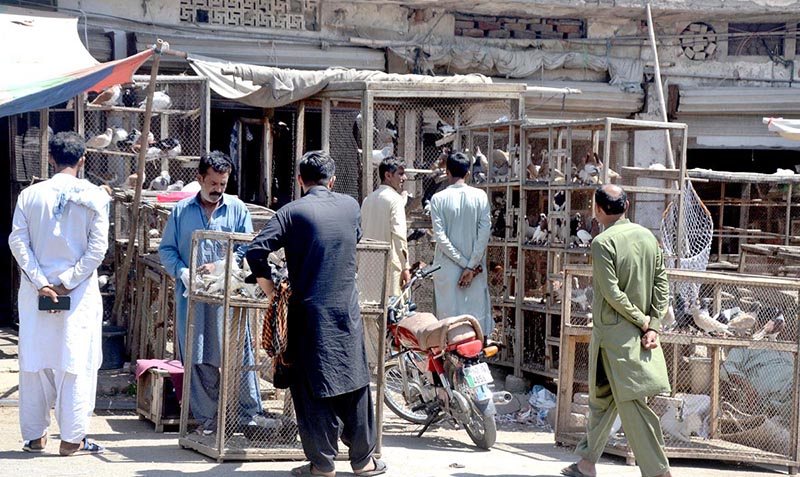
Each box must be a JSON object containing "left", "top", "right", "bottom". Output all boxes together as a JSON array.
[{"left": 763, "top": 117, "right": 800, "bottom": 141}]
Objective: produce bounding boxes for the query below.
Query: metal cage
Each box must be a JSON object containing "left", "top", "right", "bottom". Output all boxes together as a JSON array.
[
  {"left": 178, "top": 230, "right": 390, "bottom": 461},
  {"left": 557, "top": 266, "right": 800, "bottom": 474}
]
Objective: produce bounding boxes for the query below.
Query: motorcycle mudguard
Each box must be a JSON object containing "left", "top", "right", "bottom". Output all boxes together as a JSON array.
[{"left": 473, "top": 385, "right": 496, "bottom": 417}]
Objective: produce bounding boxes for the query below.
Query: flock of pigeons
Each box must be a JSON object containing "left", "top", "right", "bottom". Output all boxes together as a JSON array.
[{"left": 682, "top": 295, "right": 787, "bottom": 340}]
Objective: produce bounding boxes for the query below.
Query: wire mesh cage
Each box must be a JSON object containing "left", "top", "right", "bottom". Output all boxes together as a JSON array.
[
  {"left": 557, "top": 266, "right": 800, "bottom": 472},
  {"left": 686, "top": 170, "right": 800, "bottom": 264},
  {"left": 179, "top": 230, "right": 388, "bottom": 460},
  {"left": 739, "top": 244, "right": 800, "bottom": 278},
  {"left": 81, "top": 75, "right": 209, "bottom": 191}
]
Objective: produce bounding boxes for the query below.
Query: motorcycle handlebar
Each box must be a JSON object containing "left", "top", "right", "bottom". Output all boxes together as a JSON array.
[{"left": 416, "top": 264, "right": 441, "bottom": 279}]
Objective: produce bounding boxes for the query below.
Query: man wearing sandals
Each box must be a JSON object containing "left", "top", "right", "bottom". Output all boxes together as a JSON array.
[
  {"left": 247, "top": 151, "right": 386, "bottom": 477},
  {"left": 9, "top": 132, "right": 109, "bottom": 456},
  {"left": 562, "top": 185, "right": 672, "bottom": 477}
]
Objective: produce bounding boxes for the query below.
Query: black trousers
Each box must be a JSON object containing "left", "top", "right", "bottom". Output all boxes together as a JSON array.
[{"left": 290, "top": 379, "right": 376, "bottom": 472}]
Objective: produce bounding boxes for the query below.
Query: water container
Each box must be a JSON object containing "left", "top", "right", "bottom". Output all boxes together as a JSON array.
[{"left": 101, "top": 325, "right": 127, "bottom": 369}]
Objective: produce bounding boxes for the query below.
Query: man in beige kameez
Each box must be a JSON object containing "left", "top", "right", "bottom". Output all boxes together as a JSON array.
[
  {"left": 562, "top": 184, "right": 672, "bottom": 477},
  {"left": 361, "top": 157, "right": 410, "bottom": 296}
]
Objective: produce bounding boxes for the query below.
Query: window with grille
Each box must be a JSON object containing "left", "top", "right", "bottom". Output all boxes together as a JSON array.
[{"left": 728, "top": 23, "right": 786, "bottom": 56}]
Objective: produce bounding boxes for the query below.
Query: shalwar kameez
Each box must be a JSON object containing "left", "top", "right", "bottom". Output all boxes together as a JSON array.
[
  {"left": 429, "top": 183, "right": 492, "bottom": 334},
  {"left": 575, "top": 218, "right": 672, "bottom": 477},
  {"left": 9, "top": 173, "right": 110, "bottom": 445},
  {"left": 159, "top": 193, "right": 262, "bottom": 430}
]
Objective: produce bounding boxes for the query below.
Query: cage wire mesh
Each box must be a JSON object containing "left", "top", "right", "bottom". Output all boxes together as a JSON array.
[
  {"left": 559, "top": 267, "right": 800, "bottom": 469},
  {"left": 739, "top": 244, "right": 800, "bottom": 278},
  {"left": 82, "top": 76, "right": 208, "bottom": 191},
  {"left": 180, "top": 230, "right": 388, "bottom": 460}
]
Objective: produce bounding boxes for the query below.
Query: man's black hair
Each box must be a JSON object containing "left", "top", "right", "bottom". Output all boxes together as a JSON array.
[
  {"left": 595, "top": 186, "right": 627, "bottom": 215},
  {"left": 446, "top": 150, "right": 471, "bottom": 179},
  {"left": 378, "top": 156, "right": 405, "bottom": 182},
  {"left": 298, "top": 150, "right": 336, "bottom": 185},
  {"left": 198, "top": 151, "right": 233, "bottom": 176},
  {"left": 49, "top": 131, "right": 85, "bottom": 167}
]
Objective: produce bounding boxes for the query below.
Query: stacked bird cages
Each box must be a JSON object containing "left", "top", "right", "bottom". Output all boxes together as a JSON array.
[
  {"left": 179, "top": 230, "right": 390, "bottom": 461},
  {"left": 556, "top": 266, "right": 800, "bottom": 473},
  {"left": 301, "top": 82, "right": 525, "bottom": 320},
  {"left": 454, "top": 117, "right": 689, "bottom": 379},
  {"left": 81, "top": 75, "right": 209, "bottom": 190}
]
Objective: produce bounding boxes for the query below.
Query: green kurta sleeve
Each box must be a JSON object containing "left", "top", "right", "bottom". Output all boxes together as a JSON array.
[
  {"left": 591, "top": 239, "right": 648, "bottom": 329},
  {"left": 648, "top": 246, "right": 669, "bottom": 332}
]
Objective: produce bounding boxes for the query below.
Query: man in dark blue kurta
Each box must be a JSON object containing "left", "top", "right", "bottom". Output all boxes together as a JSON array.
[{"left": 246, "top": 150, "right": 386, "bottom": 477}]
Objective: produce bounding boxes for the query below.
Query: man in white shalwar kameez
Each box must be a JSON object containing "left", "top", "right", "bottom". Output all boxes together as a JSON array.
[
  {"left": 429, "top": 151, "right": 493, "bottom": 335},
  {"left": 9, "top": 131, "right": 109, "bottom": 456}
]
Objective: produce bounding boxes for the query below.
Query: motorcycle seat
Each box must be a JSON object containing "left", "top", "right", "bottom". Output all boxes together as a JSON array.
[{"left": 399, "top": 313, "right": 484, "bottom": 351}]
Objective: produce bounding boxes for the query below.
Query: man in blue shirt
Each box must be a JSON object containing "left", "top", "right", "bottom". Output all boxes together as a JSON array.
[{"left": 159, "top": 151, "right": 262, "bottom": 434}]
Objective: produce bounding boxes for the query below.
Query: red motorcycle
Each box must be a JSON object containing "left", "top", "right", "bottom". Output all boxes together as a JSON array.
[{"left": 383, "top": 264, "right": 509, "bottom": 449}]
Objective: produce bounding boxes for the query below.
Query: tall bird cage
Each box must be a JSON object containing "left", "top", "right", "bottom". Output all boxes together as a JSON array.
[
  {"left": 308, "top": 80, "right": 526, "bottom": 318},
  {"left": 178, "top": 230, "right": 390, "bottom": 461}
]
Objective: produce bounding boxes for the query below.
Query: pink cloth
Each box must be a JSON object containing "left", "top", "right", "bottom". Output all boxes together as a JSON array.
[
  {"left": 135, "top": 359, "right": 185, "bottom": 402},
  {"left": 156, "top": 191, "right": 194, "bottom": 202}
]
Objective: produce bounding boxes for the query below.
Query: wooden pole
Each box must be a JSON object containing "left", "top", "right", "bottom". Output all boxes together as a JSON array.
[
  {"left": 112, "top": 39, "right": 166, "bottom": 326},
  {"left": 645, "top": 4, "right": 676, "bottom": 171}
]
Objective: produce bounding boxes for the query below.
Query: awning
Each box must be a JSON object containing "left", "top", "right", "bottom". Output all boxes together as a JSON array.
[
  {"left": 0, "top": 7, "right": 153, "bottom": 117},
  {"left": 678, "top": 87, "right": 800, "bottom": 115},
  {"left": 189, "top": 56, "right": 492, "bottom": 109},
  {"left": 764, "top": 117, "right": 800, "bottom": 141}
]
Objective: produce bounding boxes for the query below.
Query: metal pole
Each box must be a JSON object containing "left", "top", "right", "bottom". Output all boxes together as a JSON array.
[
  {"left": 112, "top": 39, "right": 166, "bottom": 326},
  {"left": 645, "top": 4, "right": 676, "bottom": 171}
]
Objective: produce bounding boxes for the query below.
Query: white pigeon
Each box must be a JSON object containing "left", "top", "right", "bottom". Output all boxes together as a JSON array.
[
  {"left": 149, "top": 170, "right": 171, "bottom": 191},
  {"left": 662, "top": 304, "right": 676, "bottom": 329},
  {"left": 141, "top": 90, "right": 172, "bottom": 110},
  {"left": 524, "top": 216, "right": 536, "bottom": 243},
  {"left": 690, "top": 301, "right": 733, "bottom": 336},
  {"left": 660, "top": 401, "right": 690, "bottom": 442},
  {"left": 86, "top": 128, "right": 113, "bottom": 149},
  {"left": 98, "top": 274, "right": 110, "bottom": 289},
  {"left": 363, "top": 145, "right": 393, "bottom": 165},
  {"left": 166, "top": 180, "right": 185, "bottom": 192},
  {"left": 571, "top": 277, "right": 590, "bottom": 312},
  {"left": 112, "top": 127, "right": 128, "bottom": 144},
  {"left": 576, "top": 229, "right": 592, "bottom": 246},
  {"left": 145, "top": 146, "right": 162, "bottom": 162}
]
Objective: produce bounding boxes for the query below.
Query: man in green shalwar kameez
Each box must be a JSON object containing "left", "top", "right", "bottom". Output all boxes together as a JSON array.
[{"left": 562, "top": 185, "right": 672, "bottom": 477}]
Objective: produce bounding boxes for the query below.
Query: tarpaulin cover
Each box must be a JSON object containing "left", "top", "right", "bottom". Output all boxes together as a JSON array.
[
  {"left": 764, "top": 117, "right": 800, "bottom": 141},
  {"left": 0, "top": 7, "right": 153, "bottom": 117},
  {"left": 189, "top": 55, "right": 492, "bottom": 108}
]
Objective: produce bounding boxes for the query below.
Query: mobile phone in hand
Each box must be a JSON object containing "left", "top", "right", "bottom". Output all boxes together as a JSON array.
[{"left": 38, "top": 295, "right": 71, "bottom": 311}]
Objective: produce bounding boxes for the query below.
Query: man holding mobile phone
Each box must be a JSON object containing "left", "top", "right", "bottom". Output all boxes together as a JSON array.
[{"left": 9, "top": 131, "right": 110, "bottom": 456}]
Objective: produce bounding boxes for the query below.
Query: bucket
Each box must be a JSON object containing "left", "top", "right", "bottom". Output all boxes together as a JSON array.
[{"left": 101, "top": 325, "right": 127, "bottom": 370}]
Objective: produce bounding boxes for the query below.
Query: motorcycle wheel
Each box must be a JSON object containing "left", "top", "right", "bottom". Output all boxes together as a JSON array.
[
  {"left": 383, "top": 358, "right": 429, "bottom": 425},
  {"left": 462, "top": 397, "right": 497, "bottom": 449}
]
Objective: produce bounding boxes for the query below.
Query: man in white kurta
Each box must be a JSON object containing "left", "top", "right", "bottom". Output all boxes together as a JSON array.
[
  {"left": 9, "top": 132, "right": 109, "bottom": 456},
  {"left": 429, "top": 151, "right": 493, "bottom": 335},
  {"left": 361, "top": 157, "right": 410, "bottom": 297}
]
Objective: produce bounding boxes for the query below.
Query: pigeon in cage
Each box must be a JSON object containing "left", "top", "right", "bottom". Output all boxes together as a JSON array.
[
  {"left": 577, "top": 152, "right": 602, "bottom": 185},
  {"left": 140, "top": 90, "right": 172, "bottom": 110},
  {"left": 662, "top": 302, "right": 676, "bottom": 330},
  {"left": 121, "top": 86, "right": 137, "bottom": 107},
  {"left": 531, "top": 213, "right": 548, "bottom": 245},
  {"left": 112, "top": 127, "right": 128, "bottom": 144},
  {"left": 149, "top": 171, "right": 171, "bottom": 191},
  {"left": 156, "top": 137, "right": 182, "bottom": 158},
  {"left": 145, "top": 146, "right": 162, "bottom": 162},
  {"left": 727, "top": 310, "right": 757, "bottom": 335},
  {"left": 552, "top": 190, "right": 566, "bottom": 211},
  {"left": 752, "top": 307, "right": 785, "bottom": 341},
  {"left": 166, "top": 180, "right": 185, "bottom": 192},
  {"left": 471, "top": 146, "right": 489, "bottom": 184},
  {"left": 436, "top": 120, "right": 455, "bottom": 137},
  {"left": 491, "top": 207, "right": 506, "bottom": 239},
  {"left": 491, "top": 149, "right": 510, "bottom": 182},
  {"left": 570, "top": 277, "right": 592, "bottom": 312},
  {"left": 569, "top": 212, "right": 583, "bottom": 246},
  {"left": 86, "top": 128, "right": 113, "bottom": 149},
  {"left": 91, "top": 84, "right": 121, "bottom": 106},
  {"left": 691, "top": 298, "right": 733, "bottom": 336}
]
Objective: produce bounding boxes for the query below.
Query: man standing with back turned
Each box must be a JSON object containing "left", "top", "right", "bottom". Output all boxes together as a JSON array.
[
  {"left": 562, "top": 184, "right": 672, "bottom": 477},
  {"left": 429, "top": 150, "right": 492, "bottom": 335},
  {"left": 246, "top": 150, "right": 385, "bottom": 477},
  {"left": 9, "top": 131, "right": 109, "bottom": 456}
]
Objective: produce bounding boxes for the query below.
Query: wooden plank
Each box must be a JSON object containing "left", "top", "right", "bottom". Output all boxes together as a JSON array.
[{"left": 294, "top": 101, "right": 306, "bottom": 201}]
